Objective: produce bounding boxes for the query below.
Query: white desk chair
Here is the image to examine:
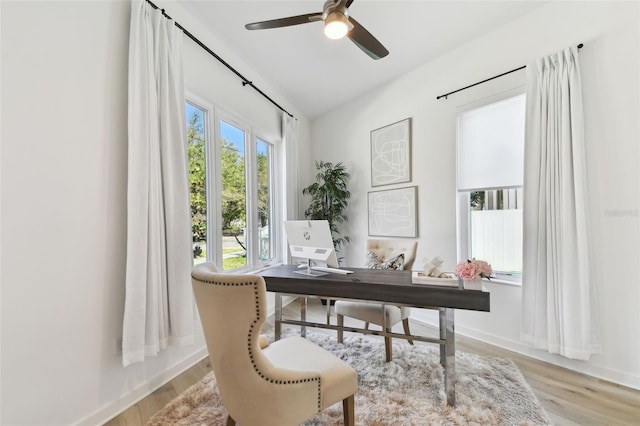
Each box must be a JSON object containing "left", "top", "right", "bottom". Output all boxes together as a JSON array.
[
  {"left": 192, "top": 262, "right": 357, "bottom": 426},
  {"left": 334, "top": 239, "right": 418, "bottom": 362}
]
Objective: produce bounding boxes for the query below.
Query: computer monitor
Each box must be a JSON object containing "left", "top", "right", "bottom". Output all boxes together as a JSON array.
[{"left": 284, "top": 220, "right": 339, "bottom": 276}]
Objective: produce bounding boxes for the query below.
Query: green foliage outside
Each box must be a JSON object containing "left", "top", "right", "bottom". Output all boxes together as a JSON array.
[
  {"left": 470, "top": 191, "right": 485, "bottom": 211},
  {"left": 471, "top": 190, "right": 507, "bottom": 211},
  {"left": 223, "top": 255, "right": 247, "bottom": 270},
  {"left": 188, "top": 112, "right": 207, "bottom": 258},
  {"left": 221, "top": 139, "right": 245, "bottom": 234},
  {"left": 256, "top": 149, "right": 270, "bottom": 229}
]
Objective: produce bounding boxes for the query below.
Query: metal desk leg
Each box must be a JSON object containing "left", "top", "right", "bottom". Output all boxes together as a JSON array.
[
  {"left": 275, "top": 293, "right": 282, "bottom": 341},
  {"left": 439, "top": 308, "right": 456, "bottom": 406},
  {"left": 300, "top": 297, "right": 307, "bottom": 338},
  {"left": 326, "top": 299, "right": 331, "bottom": 325}
]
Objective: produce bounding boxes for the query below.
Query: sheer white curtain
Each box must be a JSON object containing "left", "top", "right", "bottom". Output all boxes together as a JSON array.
[
  {"left": 283, "top": 113, "right": 300, "bottom": 221},
  {"left": 123, "top": 0, "right": 194, "bottom": 366},
  {"left": 521, "top": 46, "right": 600, "bottom": 360}
]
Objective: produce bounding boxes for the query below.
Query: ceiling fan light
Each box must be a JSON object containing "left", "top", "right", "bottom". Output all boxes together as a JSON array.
[{"left": 324, "top": 12, "right": 352, "bottom": 39}]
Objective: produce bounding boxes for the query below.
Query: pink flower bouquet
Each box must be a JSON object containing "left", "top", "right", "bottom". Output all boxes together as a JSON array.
[{"left": 455, "top": 259, "right": 492, "bottom": 281}]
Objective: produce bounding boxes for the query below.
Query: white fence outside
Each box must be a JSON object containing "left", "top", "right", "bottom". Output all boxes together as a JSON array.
[{"left": 470, "top": 209, "right": 523, "bottom": 274}]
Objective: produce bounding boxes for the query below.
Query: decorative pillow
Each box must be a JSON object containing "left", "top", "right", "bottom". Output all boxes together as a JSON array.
[{"left": 365, "top": 251, "right": 405, "bottom": 270}]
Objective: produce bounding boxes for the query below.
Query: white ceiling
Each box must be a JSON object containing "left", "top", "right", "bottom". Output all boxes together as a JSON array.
[{"left": 177, "top": 1, "right": 545, "bottom": 119}]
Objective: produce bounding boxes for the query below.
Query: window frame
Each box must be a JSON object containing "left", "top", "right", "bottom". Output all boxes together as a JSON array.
[
  {"left": 215, "top": 107, "right": 282, "bottom": 272},
  {"left": 215, "top": 110, "right": 250, "bottom": 270},
  {"left": 185, "top": 91, "right": 282, "bottom": 272},
  {"left": 253, "top": 134, "right": 279, "bottom": 264},
  {"left": 456, "top": 87, "right": 525, "bottom": 286},
  {"left": 185, "top": 95, "right": 214, "bottom": 266}
]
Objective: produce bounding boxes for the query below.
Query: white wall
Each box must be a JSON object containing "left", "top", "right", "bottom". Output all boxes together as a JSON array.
[
  {"left": 0, "top": 1, "right": 310, "bottom": 425},
  {"left": 311, "top": 1, "right": 640, "bottom": 389}
]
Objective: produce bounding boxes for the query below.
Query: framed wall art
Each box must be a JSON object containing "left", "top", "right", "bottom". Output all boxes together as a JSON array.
[
  {"left": 370, "top": 118, "right": 411, "bottom": 187},
  {"left": 368, "top": 186, "right": 417, "bottom": 237}
]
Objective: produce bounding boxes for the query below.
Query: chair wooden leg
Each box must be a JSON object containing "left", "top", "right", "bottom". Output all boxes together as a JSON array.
[
  {"left": 226, "top": 414, "right": 236, "bottom": 426},
  {"left": 337, "top": 314, "right": 344, "bottom": 343},
  {"left": 343, "top": 395, "right": 355, "bottom": 426},
  {"left": 384, "top": 328, "right": 392, "bottom": 362},
  {"left": 402, "top": 318, "right": 414, "bottom": 345}
]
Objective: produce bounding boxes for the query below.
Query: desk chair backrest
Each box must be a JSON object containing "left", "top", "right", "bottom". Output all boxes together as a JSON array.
[
  {"left": 191, "top": 262, "right": 322, "bottom": 425},
  {"left": 366, "top": 239, "right": 418, "bottom": 270}
]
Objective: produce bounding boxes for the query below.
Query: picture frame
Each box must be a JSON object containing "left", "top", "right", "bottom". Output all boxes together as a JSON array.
[
  {"left": 368, "top": 186, "right": 417, "bottom": 237},
  {"left": 370, "top": 118, "right": 411, "bottom": 187}
]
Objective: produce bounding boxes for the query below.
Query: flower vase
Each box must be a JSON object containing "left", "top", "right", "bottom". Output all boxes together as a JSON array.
[{"left": 463, "top": 278, "right": 483, "bottom": 291}]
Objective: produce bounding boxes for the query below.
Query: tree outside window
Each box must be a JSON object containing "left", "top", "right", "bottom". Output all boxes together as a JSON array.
[{"left": 187, "top": 105, "right": 207, "bottom": 262}]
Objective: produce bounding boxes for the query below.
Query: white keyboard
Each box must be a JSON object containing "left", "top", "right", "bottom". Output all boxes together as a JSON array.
[{"left": 310, "top": 266, "right": 354, "bottom": 275}]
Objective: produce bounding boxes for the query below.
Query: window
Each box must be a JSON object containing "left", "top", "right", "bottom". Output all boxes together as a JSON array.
[
  {"left": 256, "top": 138, "right": 274, "bottom": 262},
  {"left": 186, "top": 98, "right": 279, "bottom": 271},
  {"left": 186, "top": 102, "right": 208, "bottom": 265},
  {"left": 219, "top": 119, "right": 248, "bottom": 270},
  {"left": 456, "top": 91, "right": 525, "bottom": 283}
]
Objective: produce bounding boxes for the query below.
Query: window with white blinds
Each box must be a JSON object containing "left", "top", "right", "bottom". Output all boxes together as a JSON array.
[
  {"left": 457, "top": 93, "right": 525, "bottom": 192},
  {"left": 456, "top": 91, "right": 525, "bottom": 283}
]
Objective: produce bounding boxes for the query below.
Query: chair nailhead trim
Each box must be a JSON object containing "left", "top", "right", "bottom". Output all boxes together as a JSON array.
[{"left": 194, "top": 275, "right": 323, "bottom": 411}]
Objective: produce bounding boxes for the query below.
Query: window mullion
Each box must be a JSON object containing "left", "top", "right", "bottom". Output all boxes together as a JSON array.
[
  {"left": 245, "top": 131, "right": 258, "bottom": 268},
  {"left": 211, "top": 111, "right": 223, "bottom": 268}
]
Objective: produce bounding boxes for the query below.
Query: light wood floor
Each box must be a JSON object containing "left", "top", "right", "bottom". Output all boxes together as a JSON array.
[{"left": 105, "top": 299, "right": 640, "bottom": 425}]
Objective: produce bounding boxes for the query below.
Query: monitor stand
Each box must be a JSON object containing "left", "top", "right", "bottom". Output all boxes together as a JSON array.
[{"left": 294, "top": 260, "right": 328, "bottom": 277}]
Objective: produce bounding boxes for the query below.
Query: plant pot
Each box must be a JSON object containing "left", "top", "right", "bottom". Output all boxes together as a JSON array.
[{"left": 463, "top": 279, "right": 483, "bottom": 291}]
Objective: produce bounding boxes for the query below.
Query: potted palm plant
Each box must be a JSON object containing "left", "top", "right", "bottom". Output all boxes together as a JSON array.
[{"left": 302, "top": 160, "right": 352, "bottom": 260}]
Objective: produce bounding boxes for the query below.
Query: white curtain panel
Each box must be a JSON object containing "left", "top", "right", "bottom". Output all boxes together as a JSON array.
[
  {"left": 123, "top": 0, "right": 194, "bottom": 367},
  {"left": 283, "top": 113, "right": 299, "bottom": 221},
  {"left": 521, "top": 46, "right": 600, "bottom": 360}
]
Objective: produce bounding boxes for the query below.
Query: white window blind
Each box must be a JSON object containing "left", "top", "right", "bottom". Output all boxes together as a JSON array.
[{"left": 457, "top": 94, "right": 526, "bottom": 191}]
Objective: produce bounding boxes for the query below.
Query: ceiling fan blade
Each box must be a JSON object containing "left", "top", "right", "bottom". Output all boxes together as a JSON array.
[
  {"left": 347, "top": 16, "right": 389, "bottom": 60},
  {"left": 345, "top": 0, "right": 356, "bottom": 8},
  {"left": 245, "top": 13, "right": 323, "bottom": 30}
]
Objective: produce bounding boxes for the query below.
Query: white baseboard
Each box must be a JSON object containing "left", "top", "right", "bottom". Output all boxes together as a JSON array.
[
  {"left": 81, "top": 300, "right": 289, "bottom": 425},
  {"left": 77, "top": 345, "right": 208, "bottom": 426},
  {"left": 410, "top": 312, "right": 640, "bottom": 391}
]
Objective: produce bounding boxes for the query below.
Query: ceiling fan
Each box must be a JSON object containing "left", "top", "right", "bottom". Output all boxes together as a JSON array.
[{"left": 245, "top": 0, "right": 389, "bottom": 60}]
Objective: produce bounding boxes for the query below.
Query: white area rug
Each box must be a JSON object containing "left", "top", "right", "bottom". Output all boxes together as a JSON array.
[{"left": 147, "top": 330, "right": 551, "bottom": 425}]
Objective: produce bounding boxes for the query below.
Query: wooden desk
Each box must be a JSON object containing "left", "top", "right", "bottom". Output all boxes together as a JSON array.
[{"left": 260, "top": 265, "right": 491, "bottom": 406}]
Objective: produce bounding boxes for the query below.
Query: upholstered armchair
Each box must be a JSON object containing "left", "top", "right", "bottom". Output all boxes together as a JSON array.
[
  {"left": 191, "top": 262, "right": 357, "bottom": 426},
  {"left": 334, "top": 239, "right": 418, "bottom": 362}
]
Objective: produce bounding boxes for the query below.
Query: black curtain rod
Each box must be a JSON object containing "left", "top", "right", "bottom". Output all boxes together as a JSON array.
[
  {"left": 145, "top": 0, "right": 294, "bottom": 118},
  {"left": 436, "top": 43, "right": 584, "bottom": 100}
]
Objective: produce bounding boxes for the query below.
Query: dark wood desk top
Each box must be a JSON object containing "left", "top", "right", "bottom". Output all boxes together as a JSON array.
[{"left": 260, "top": 265, "right": 490, "bottom": 312}]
